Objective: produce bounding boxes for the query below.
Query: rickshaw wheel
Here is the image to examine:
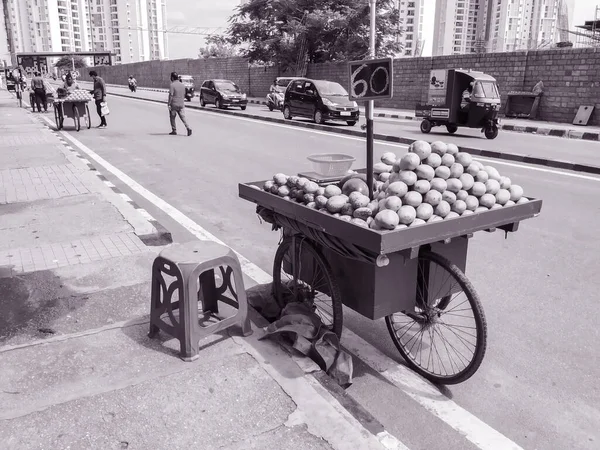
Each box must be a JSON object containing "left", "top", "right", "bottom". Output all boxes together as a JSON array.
[
  {"left": 446, "top": 124, "right": 458, "bottom": 134},
  {"left": 385, "top": 251, "right": 487, "bottom": 385},
  {"left": 484, "top": 125, "right": 498, "bottom": 140},
  {"left": 54, "top": 105, "right": 63, "bottom": 130},
  {"left": 84, "top": 104, "right": 91, "bottom": 129},
  {"left": 273, "top": 236, "right": 343, "bottom": 337},
  {"left": 73, "top": 104, "right": 81, "bottom": 132},
  {"left": 420, "top": 119, "right": 432, "bottom": 133}
]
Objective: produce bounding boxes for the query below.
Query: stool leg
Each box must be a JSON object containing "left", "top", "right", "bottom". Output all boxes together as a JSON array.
[
  {"left": 179, "top": 274, "right": 200, "bottom": 362},
  {"left": 231, "top": 266, "right": 253, "bottom": 337},
  {"left": 199, "top": 269, "right": 219, "bottom": 314}
]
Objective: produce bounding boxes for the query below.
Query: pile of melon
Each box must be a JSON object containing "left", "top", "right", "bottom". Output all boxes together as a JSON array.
[{"left": 260, "top": 140, "right": 530, "bottom": 231}]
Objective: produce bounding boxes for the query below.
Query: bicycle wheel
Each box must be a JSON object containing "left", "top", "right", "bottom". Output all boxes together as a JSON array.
[
  {"left": 17, "top": 91, "right": 22, "bottom": 108},
  {"left": 85, "top": 104, "right": 91, "bottom": 129},
  {"left": 73, "top": 104, "right": 81, "bottom": 132},
  {"left": 385, "top": 251, "right": 487, "bottom": 384},
  {"left": 273, "top": 236, "right": 343, "bottom": 337}
]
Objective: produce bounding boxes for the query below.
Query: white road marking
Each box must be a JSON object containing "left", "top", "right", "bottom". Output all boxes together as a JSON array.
[
  {"left": 136, "top": 208, "right": 155, "bottom": 221},
  {"left": 44, "top": 114, "right": 525, "bottom": 450},
  {"left": 119, "top": 192, "right": 133, "bottom": 202}
]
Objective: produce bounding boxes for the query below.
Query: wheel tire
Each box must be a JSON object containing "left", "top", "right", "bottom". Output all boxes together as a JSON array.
[
  {"left": 314, "top": 109, "right": 325, "bottom": 125},
  {"left": 420, "top": 119, "right": 432, "bottom": 134},
  {"left": 273, "top": 237, "right": 343, "bottom": 338},
  {"left": 283, "top": 105, "right": 292, "bottom": 120},
  {"left": 268, "top": 103, "right": 274, "bottom": 112},
  {"left": 54, "top": 105, "right": 61, "bottom": 130},
  {"left": 385, "top": 250, "right": 487, "bottom": 385},
  {"left": 346, "top": 121, "right": 357, "bottom": 126},
  {"left": 446, "top": 124, "right": 458, "bottom": 134},
  {"left": 216, "top": 98, "right": 224, "bottom": 109},
  {"left": 484, "top": 125, "right": 499, "bottom": 140},
  {"left": 85, "top": 104, "right": 91, "bottom": 129},
  {"left": 241, "top": 105, "right": 247, "bottom": 111},
  {"left": 200, "top": 96, "right": 205, "bottom": 107},
  {"left": 73, "top": 105, "right": 81, "bottom": 132}
]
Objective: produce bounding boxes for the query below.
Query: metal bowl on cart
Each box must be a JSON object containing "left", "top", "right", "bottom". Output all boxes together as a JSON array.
[{"left": 239, "top": 181, "right": 542, "bottom": 385}]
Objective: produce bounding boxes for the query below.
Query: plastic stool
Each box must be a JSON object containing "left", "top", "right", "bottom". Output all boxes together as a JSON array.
[{"left": 148, "top": 241, "right": 253, "bottom": 361}]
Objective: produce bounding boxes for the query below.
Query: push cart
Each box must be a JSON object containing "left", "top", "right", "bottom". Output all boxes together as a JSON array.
[
  {"left": 239, "top": 181, "right": 542, "bottom": 385},
  {"left": 53, "top": 96, "right": 92, "bottom": 132}
]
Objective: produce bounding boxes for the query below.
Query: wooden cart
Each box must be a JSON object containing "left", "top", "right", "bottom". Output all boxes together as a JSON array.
[
  {"left": 239, "top": 181, "right": 542, "bottom": 384},
  {"left": 53, "top": 98, "right": 91, "bottom": 132}
]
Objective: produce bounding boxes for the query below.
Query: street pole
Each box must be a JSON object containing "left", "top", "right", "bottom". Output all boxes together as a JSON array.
[{"left": 366, "top": 0, "right": 376, "bottom": 200}]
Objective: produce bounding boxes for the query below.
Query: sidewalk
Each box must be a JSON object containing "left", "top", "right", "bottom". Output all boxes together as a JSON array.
[{"left": 0, "top": 89, "right": 395, "bottom": 450}]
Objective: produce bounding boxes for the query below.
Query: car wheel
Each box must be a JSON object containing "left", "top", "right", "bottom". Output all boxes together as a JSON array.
[
  {"left": 200, "top": 96, "right": 205, "bottom": 107},
  {"left": 446, "top": 124, "right": 458, "bottom": 134},
  {"left": 216, "top": 98, "right": 223, "bottom": 109},
  {"left": 314, "top": 109, "right": 325, "bottom": 125},
  {"left": 241, "top": 105, "right": 247, "bottom": 111},
  {"left": 420, "top": 119, "right": 432, "bottom": 134},
  {"left": 484, "top": 125, "right": 499, "bottom": 140},
  {"left": 283, "top": 105, "right": 292, "bottom": 120},
  {"left": 346, "top": 121, "right": 357, "bottom": 126},
  {"left": 268, "top": 103, "right": 274, "bottom": 112}
]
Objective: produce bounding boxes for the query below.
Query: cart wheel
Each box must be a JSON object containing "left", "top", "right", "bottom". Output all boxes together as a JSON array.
[
  {"left": 273, "top": 236, "right": 343, "bottom": 337},
  {"left": 73, "top": 104, "right": 81, "bottom": 132},
  {"left": 420, "top": 119, "right": 432, "bottom": 134},
  {"left": 446, "top": 124, "right": 458, "bottom": 134},
  {"left": 484, "top": 125, "right": 498, "bottom": 140},
  {"left": 85, "top": 104, "right": 91, "bottom": 129},
  {"left": 385, "top": 251, "right": 487, "bottom": 385},
  {"left": 54, "top": 105, "right": 61, "bottom": 130}
]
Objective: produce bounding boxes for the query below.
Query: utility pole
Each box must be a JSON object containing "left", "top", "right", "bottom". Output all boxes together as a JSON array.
[{"left": 366, "top": 0, "right": 377, "bottom": 200}]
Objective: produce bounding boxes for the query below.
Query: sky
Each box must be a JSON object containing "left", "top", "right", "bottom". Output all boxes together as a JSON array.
[{"left": 167, "top": 1, "right": 599, "bottom": 60}]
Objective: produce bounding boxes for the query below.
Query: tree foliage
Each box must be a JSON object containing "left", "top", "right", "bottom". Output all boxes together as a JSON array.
[
  {"left": 199, "top": 35, "right": 239, "bottom": 59},
  {"left": 54, "top": 56, "right": 88, "bottom": 70},
  {"left": 226, "top": 0, "right": 401, "bottom": 71}
]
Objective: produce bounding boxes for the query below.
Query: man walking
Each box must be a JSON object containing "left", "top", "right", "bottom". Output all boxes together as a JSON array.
[
  {"left": 89, "top": 70, "right": 107, "bottom": 128},
  {"left": 168, "top": 72, "right": 192, "bottom": 136},
  {"left": 31, "top": 71, "right": 47, "bottom": 113}
]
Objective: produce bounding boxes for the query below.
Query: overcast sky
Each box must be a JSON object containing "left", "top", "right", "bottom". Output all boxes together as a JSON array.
[{"left": 166, "top": 0, "right": 597, "bottom": 60}]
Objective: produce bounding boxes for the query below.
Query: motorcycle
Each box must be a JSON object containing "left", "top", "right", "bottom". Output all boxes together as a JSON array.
[
  {"left": 266, "top": 91, "right": 284, "bottom": 111},
  {"left": 129, "top": 81, "right": 137, "bottom": 92}
]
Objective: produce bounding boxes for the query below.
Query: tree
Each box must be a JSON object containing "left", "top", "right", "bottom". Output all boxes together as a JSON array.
[
  {"left": 199, "top": 35, "right": 239, "bottom": 59},
  {"left": 54, "top": 55, "right": 88, "bottom": 71},
  {"left": 225, "top": 0, "right": 401, "bottom": 71}
]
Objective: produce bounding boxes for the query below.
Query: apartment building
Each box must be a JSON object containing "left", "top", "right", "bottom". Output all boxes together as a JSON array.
[
  {"left": 1, "top": 0, "right": 11, "bottom": 65},
  {"left": 433, "top": 0, "right": 487, "bottom": 56},
  {"left": 396, "top": 0, "right": 425, "bottom": 57}
]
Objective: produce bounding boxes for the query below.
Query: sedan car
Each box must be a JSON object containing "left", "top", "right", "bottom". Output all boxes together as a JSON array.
[
  {"left": 283, "top": 78, "right": 359, "bottom": 125},
  {"left": 199, "top": 79, "right": 248, "bottom": 110}
]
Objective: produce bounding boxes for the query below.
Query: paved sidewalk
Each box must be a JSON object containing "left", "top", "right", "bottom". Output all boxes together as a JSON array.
[{"left": 0, "top": 88, "right": 397, "bottom": 450}]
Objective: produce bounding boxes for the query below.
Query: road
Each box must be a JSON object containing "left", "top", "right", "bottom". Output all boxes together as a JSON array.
[{"left": 55, "top": 93, "right": 600, "bottom": 450}]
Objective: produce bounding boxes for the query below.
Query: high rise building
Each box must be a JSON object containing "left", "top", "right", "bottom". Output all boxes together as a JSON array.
[
  {"left": 396, "top": 0, "right": 426, "bottom": 57},
  {"left": 433, "top": 0, "right": 487, "bottom": 56},
  {"left": 1, "top": 0, "right": 12, "bottom": 65}
]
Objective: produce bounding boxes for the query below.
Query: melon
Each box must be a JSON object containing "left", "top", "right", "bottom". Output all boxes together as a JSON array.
[
  {"left": 388, "top": 172, "right": 401, "bottom": 183},
  {"left": 462, "top": 209, "right": 474, "bottom": 216},
  {"left": 381, "top": 152, "right": 397, "bottom": 165},
  {"left": 441, "top": 153, "right": 455, "bottom": 167},
  {"left": 456, "top": 190, "right": 469, "bottom": 201},
  {"left": 416, "top": 164, "right": 435, "bottom": 181},
  {"left": 315, "top": 195, "right": 328, "bottom": 209},
  {"left": 316, "top": 187, "right": 325, "bottom": 197},
  {"left": 435, "top": 165, "right": 451, "bottom": 180},
  {"left": 375, "top": 210, "right": 400, "bottom": 230},
  {"left": 504, "top": 200, "right": 516, "bottom": 207},
  {"left": 385, "top": 196, "right": 403, "bottom": 212},
  {"left": 465, "top": 195, "right": 479, "bottom": 211},
  {"left": 414, "top": 180, "right": 431, "bottom": 195},
  {"left": 353, "top": 207, "right": 373, "bottom": 221},
  {"left": 410, "top": 218, "right": 427, "bottom": 227},
  {"left": 303, "top": 193, "right": 315, "bottom": 204},
  {"left": 491, "top": 203, "right": 503, "bottom": 210},
  {"left": 377, "top": 191, "right": 386, "bottom": 200},
  {"left": 509, "top": 185, "right": 524, "bottom": 202},
  {"left": 326, "top": 196, "right": 347, "bottom": 213},
  {"left": 459, "top": 173, "right": 475, "bottom": 191},
  {"left": 398, "top": 205, "right": 417, "bottom": 225},
  {"left": 517, "top": 197, "right": 529, "bottom": 204},
  {"left": 273, "top": 173, "right": 288, "bottom": 185},
  {"left": 455, "top": 152, "right": 473, "bottom": 167},
  {"left": 416, "top": 203, "right": 434, "bottom": 221},
  {"left": 410, "top": 141, "right": 432, "bottom": 161},
  {"left": 435, "top": 200, "right": 451, "bottom": 218},
  {"left": 424, "top": 190, "right": 442, "bottom": 206},
  {"left": 466, "top": 163, "right": 480, "bottom": 177},
  {"left": 283, "top": 196, "right": 291, "bottom": 201},
  {"left": 350, "top": 194, "right": 370, "bottom": 209},
  {"left": 450, "top": 163, "right": 464, "bottom": 178},
  {"left": 381, "top": 180, "right": 390, "bottom": 192},
  {"left": 340, "top": 194, "right": 349, "bottom": 203},
  {"left": 446, "top": 143, "right": 459, "bottom": 155},
  {"left": 479, "top": 193, "right": 496, "bottom": 208},
  {"left": 475, "top": 170, "right": 489, "bottom": 183},
  {"left": 340, "top": 203, "right": 354, "bottom": 216},
  {"left": 296, "top": 177, "right": 309, "bottom": 189},
  {"left": 378, "top": 198, "right": 387, "bottom": 211},
  {"left": 306, "top": 202, "right": 317, "bottom": 209},
  {"left": 287, "top": 175, "right": 299, "bottom": 188},
  {"left": 349, "top": 191, "right": 363, "bottom": 203},
  {"left": 305, "top": 181, "right": 319, "bottom": 194},
  {"left": 484, "top": 165, "right": 502, "bottom": 181},
  {"left": 430, "top": 178, "right": 448, "bottom": 193},
  {"left": 367, "top": 201, "right": 379, "bottom": 215},
  {"left": 342, "top": 178, "right": 369, "bottom": 196},
  {"left": 366, "top": 216, "right": 374, "bottom": 225},
  {"left": 374, "top": 162, "right": 393, "bottom": 174},
  {"left": 425, "top": 153, "right": 442, "bottom": 169},
  {"left": 379, "top": 172, "right": 391, "bottom": 182},
  {"left": 470, "top": 182, "right": 486, "bottom": 197},
  {"left": 442, "top": 190, "right": 456, "bottom": 205},
  {"left": 325, "top": 185, "right": 342, "bottom": 198},
  {"left": 475, "top": 206, "right": 489, "bottom": 213},
  {"left": 446, "top": 178, "right": 463, "bottom": 193},
  {"left": 403, "top": 191, "right": 423, "bottom": 207},
  {"left": 485, "top": 179, "right": 501, "bottom": 195},
  {"left": 351, "top": 218, "right": 369, "bottom": 228},
  {"left": 278, "top": 185, "right": 291, "bottom": 197},
  {"left": 452, "top": 199, "right": 467, "bottom": 214},
  {"left": 430, "top": 141, "right": 448, "bottom": 156},
  {"left": 399, "top": 153, "right": 421, "bottom": 171},
  {"left": 386, "top": 181, "right": 409, "bottom": 198},
  {"left": 495, "top": 189, "right": 510, "bottom": 205},
  {"left": 500, "top": 176, "right": 512, "bottom": 190},
  {"left": 428, "top": 215, "right": 443, "bottom": 223},
  {"left": 445, "top": 211, "right": 460, "bottom": 219},
  {"left": 398, "top": 170, "right": 418, "bottom": 186},
  {"left": 370, "top": 220, "right": 382, "bottom": 230},
  {"left": 263, "top": 180, "right": 275, "bottom": 191},
  {"left": 395, "top": 224, "right": 408, "bottom": 230}
]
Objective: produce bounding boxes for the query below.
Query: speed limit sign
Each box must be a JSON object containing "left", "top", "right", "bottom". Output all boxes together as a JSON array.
[{"left": 348, "top": 58, "right": 393, "bottom": 101}]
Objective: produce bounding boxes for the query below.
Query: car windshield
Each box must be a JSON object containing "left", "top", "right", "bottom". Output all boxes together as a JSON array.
[
  {"left": 314, "top": 81, "right": 348, "bottom": 96},
  {"left": 473, "top": 81, "right": 499, "bottom": 99},
  {"left": 216, "top": 81, "right": 239, "bottom": 92},
  {"left": 276, "top": 78, "right": 292, "bottom": 87}
]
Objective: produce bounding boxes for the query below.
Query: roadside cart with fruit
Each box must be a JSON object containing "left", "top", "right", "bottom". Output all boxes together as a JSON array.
[{"left": 53, "top": 88, "right": 93, "bottom": 132}]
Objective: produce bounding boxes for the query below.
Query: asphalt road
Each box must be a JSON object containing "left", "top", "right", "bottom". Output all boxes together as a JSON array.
[{"left": 62, "top": 94, "right": 600, "bottom": 450}]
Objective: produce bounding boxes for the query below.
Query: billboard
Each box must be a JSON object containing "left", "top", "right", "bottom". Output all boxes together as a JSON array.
[{"left": 427, "top": 69, "right": 447, "bottom": 106}]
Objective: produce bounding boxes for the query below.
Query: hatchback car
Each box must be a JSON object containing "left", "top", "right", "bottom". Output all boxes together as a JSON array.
[
  {"left": 199, "top": 79, "right": 248, "bottom": 110},
  {"left": 179, "top": 75, "right": 195, "bottom": 101},
  {"left": 283, "top": 78, "right": 359, "bottom": 125}
]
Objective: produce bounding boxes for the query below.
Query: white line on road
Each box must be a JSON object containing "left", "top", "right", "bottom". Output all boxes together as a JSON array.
[{"left": 44, "top": 114, "right": 525, "bottom": 450}]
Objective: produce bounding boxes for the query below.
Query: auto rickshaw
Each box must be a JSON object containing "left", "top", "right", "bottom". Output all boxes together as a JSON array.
[
  {"left": 179, "top": 75, "right": 195, "bottom": 101},
  {"left": 416, "top": 69, "right": 501, "bottom": 140}
]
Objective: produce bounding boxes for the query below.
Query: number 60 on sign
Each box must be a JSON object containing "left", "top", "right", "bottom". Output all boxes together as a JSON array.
[{"left": 348, "top": 58, "right": 393, "bottom": 102}]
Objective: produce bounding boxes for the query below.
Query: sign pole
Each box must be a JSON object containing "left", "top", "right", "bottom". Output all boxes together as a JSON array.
[{"left": 366, "top": 0, "right": 377, "bottom": 200}]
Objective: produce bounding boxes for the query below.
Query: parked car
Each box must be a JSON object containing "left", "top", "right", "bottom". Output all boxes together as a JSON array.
[
  {"left": 179, "top": 75, "right": 195, "bottom": 101},
  {"left": 282, "top": 78, "right": 359, "bottom": 126},
  {"left": 199, "top": 79, "right": 248, "bottom": 110}
]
